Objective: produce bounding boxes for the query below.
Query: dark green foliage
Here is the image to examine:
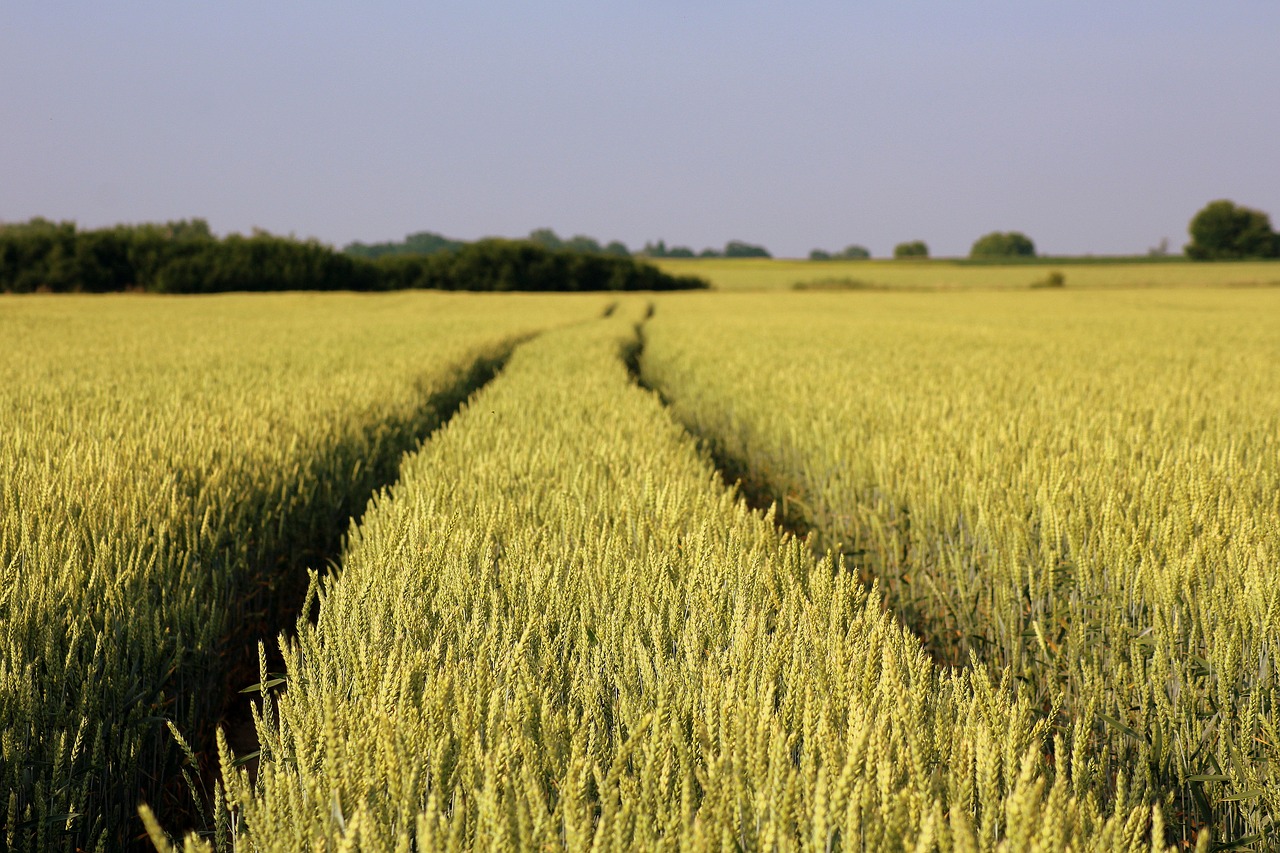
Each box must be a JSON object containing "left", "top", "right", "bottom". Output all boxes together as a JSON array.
[
  {"left": 970, "top": 231, "right": 1036, "bottom": 259},
  {"left": 526, "top": 229, "right": 632, "bottom": 257},
  {"left": 0, "top": 220, "right": 703, "bottom": 293},
  {"left": 348, "top": 228, "right": 632, "bottom": 260},
  {"left": 643, "top": 240, "right": 771, "bottom": 259},
  {"left": 723, "top": 240, "right": 771, "bottom": 258},
  {"left": 811, "top": 245, "right": 871, "bottom": 261},
  {"left": 1185, "top": 200, "right": 1280, "bottom": 260},
  {"left": 369, "top": 254, "right": 450, "bottom": 291},
  {"left": 344, "top": 231, "right": 465, "bottom": 259},
  {"left": 373, "top": 239, "right": 707, "bottom": 292},
  {"left": 0, "top": 219, "right": 72, "bottom": 291},
  {"left": 527, "top": 228, "right": 564, "bottom": 250},
  {"left": 563, "top": 234, "right": 603, "bottom": 254},
  {"left": 151, "top": 235, "right": 381, "bottom": 293},
  {"left": 641, "top": 240, "right": 751, "bottom": 259},
  {"left": 0, "top": 218, "right": 218, "bottom": 292},
  {"left": 894, "top": 240, "right": 929, "bottom": 259}
]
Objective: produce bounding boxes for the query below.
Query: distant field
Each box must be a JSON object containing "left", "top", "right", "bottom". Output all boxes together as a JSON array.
[{"left": 652, "top": 256, "right": 1280, "bottom": 291}]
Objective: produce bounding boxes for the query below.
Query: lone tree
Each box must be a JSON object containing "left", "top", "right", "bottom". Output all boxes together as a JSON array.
[
  {"left": 1185, "top": 200, "right": 1280, "bottom": 259},
  {"left": 970, "top": 231, "right": 1036, "bottom": 259},
  {"left": 893, "top": 240, "right": 928, "bottom": 259}
]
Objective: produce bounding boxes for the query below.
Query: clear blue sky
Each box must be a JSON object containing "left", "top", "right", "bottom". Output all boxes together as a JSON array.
[{"left": 3, "top": 2, "right": 1277, "bottom": 258}]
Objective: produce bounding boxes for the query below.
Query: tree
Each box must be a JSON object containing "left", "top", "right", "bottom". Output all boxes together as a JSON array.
[
  {"left": 837, "top": 244, "right": 871, "bottom": 260},
  {"left": 527, "top": 228, "right": 564, "bottom": 250},
  {"left": 163, "top": 218, "right": 213, "bottom": 240},
  {"left": 1185, "top": 200, "right": 1280, "bottom": 259},
  {"left": 723, "top": 240, "right": 771, "bottom": 258},
  {"left": 563, "top": 234, "right": 603, "bottom": 254},
  {"left": 893, "top": 240, "right": 928, "bottom": 259},
  {"left": 970, "top": 231, "right": 1035, "bottom": 259},
  {"left": 809, "top": 249, "right": 832, "bottom": 261},
  {"left": 344, "top": 231, "right": 463, "bottom": 259},
  {"left": 388, "top": 239, "right": 708, "bottom": 292}
]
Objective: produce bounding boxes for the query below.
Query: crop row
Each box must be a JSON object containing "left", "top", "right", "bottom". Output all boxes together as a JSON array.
[
  {"left": 152, "top": 303, "right": 1174, "bottom": 851},
  {"left": 640, "top": 288, "right": 1280, "bottom": 847},
  {"left": 0, "top": 292, "right": 604, "bottom": 850}
]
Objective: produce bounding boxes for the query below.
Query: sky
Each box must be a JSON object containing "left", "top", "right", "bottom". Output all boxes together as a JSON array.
[{"left": 2, "top": 2, "right": 1278, "bottom": 258}]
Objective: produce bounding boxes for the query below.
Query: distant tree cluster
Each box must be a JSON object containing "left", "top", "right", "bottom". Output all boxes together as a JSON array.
[
  {"left": 809, "top": 245, "right": 871, "bottom": 261},
  {"left": 969, "top": 231, "right": 1036, "bottom": 259},
  {"left": 724, "top": 240, "right": 771, "bottom": 258},
  {"left": 640, "top": 239, "right": 771, "bottom": 259},
  {"left": 1185, "top": 200, "right": 1280, "bottom": 259},
  {"left": 372, "top": 239, "right": 707, "bottom": 292},
  {"left": 524, "top": 228, "right": 632, "bottom": 257},
  {"left": 347, "top": 230, "right": 776, "bottom": 262},
  {"left": 346, "top": 228, "right": 632, "bottom": 260},
  {"left": 0, "top": 220, "right": 707, "bottom": 293},
  {"left": 641, "top": 240, "right": 709, "bottom": 258},
  {"left": 344, "top": 230, "right": 466, "bottom": 259},
  {"left": 893, "top": 240, "right": 929, "bottom": 259}
]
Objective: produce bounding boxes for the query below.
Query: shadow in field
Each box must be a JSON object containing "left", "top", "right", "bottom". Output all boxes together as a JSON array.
[
  {"left": 621, "top": 312, "right": 980, "bottom": 673},
  {"left": 620, "top": 310, "right": 1246, "bottom": 849},
  {"left": 621, "top": 307, "right": 812, "bottom": 545}
]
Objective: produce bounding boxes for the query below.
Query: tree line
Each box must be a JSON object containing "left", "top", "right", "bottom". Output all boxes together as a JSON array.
[
  {"left": 5, "top": 197, "right": 1273, "bottom": 295},
  {"left": 372, "top": 239, "right": 707, "bottom": 292},
  {"left": 346, "top": 229, "right": 775, "bottom": 260},
  {"left": 0, "top": 219, "right": 708, "bottom": 293},
  {"left": 639, "top": 239, "right": 772, "bottom": 258}
]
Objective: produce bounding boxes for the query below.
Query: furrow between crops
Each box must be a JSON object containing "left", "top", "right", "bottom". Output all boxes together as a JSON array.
[
  {"left": 203, "top": 338, "right": 526, "bottom": 790},
  {"left": 625, "top": 309, "right": 948, "bottom": 669},
  {"left": 622, "top": 308, "right": 814, "bottom": 545},
  {"left": 626, "top": 305, "right": 976, "bottom": 668},
  {"left": 159, "top": 304, "right": 1171, "bottom": 851},
  {"left": 1, "top": 293, "right": 607, "bottom": 853},
  {"left": 145, "top": 338, "right": 533, "bottom": 849},
  {"left": 635, "top": 290, "right": 1280, "bottom": 848}
]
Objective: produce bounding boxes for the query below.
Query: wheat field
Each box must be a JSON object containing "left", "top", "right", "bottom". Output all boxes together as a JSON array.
[
  {"left": 0, "top": 292, "right": 604, "bottom": 851},
  {"left": 5, "top": 285, "right": 1273, "bottom": 850},
  {"left": 641, "top": 288, "right": 1280, "bottom": 848}
]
